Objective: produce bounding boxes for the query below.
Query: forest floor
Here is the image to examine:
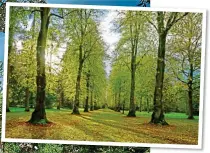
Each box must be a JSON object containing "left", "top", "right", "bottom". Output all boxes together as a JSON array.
[{"left": 5, "top": 108, "right": 198, "bottom": 145}]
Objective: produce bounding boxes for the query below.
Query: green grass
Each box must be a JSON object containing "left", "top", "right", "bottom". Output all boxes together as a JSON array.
[
  {"left": 6, "top": 107, "right": 199, "bottom": 145},
  {"left": 9, "top": 107, "right": 71, "bottom": 112},
  {"left": 123, "top": 110, "right": 199, "bottom": 120}
]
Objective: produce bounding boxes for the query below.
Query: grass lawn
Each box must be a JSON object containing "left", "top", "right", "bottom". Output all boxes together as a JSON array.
[{"left": 5, "top": 108, "right": 198, "bottom": 145}]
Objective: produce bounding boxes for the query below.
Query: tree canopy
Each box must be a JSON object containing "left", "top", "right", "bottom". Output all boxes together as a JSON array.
[{"left": 7, "top": 6, "right": 203, "bottom": 126}]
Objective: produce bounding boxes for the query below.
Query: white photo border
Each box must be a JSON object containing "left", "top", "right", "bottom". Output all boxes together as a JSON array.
[{"left": 1, "top": 2, "right": 207, "bottom": 149}]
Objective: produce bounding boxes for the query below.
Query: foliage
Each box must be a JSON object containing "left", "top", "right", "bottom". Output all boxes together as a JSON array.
[
  {"left": 3, "top": 142, "right": 149, "bottom": 153},
  {"left": 45, "top": 93, "right": 57, "bottom": 109},
  {"left": 8, "top": 7, "right": 107, "bottom": 114},
  {"left": 107, "top": 11, "right": 202, "bottom": 120},
  {"left": 7, "top": 8, "right": 202, "bottom": 117},
  {"left": 6, "top": 6, "right": 202, "bottom": 144}
]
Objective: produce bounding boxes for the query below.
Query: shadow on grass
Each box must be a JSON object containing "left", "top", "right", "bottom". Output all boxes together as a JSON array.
[
  {"left": 73, "top": 121, "right": 115, "bottom": 142},
  {"left": 77, "top": 114, "right": 192, "bottom": 144}
]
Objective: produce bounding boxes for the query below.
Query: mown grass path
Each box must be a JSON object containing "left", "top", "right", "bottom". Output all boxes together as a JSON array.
[{"left": 6, "top": 108, "right": 198, "bottom": 145}]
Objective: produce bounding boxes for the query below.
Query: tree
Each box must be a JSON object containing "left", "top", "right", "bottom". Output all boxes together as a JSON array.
[
  {"left": 28, "top": 7, "right": 51, "bottom": 124},
  {"left": 84, "top": 70, "right": 90, "bottom": 112},
  {"left": 6, "top": 6, "right": 29, "bottom": 112},
  {"left": 109, "top": 59, "right": 130, "bottom": 112},
  {"left": 0, "top": 0, "right": 47, "bottom": 32},
  {"left": 149, "top": 12, "right": 188, "bottom": 125},
  {"left": 114, "top": 11, "right": 148, "bottom": 117},
  {"left": 26, "top": 6, "right": 69, "bottom": 123},
  {"left": 64, "top": 9, "right": 104, "bottom": 114},
  {"left": 168, "top": 13, "right": 202, "bottom": 119},
  {"left": 135, "top": 55, "right": 156, "bottom": 112},
  {"left": 6, "top": 6, "right": 16, "bottom": 112}
]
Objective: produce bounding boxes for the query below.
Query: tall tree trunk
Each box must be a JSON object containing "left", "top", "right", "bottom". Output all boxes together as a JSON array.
[
  {"left": 139, "top": 96, "right": 142, "bottom": 112},
  {"left": 114, "top": 93, "right": 117, "bottom": 111},
  {"left": 25, "top": 87, "right": 30, "bottom": 112},
  {"left": 72, "top": 63, "right": 82, "bottom": 114},
  {"left": 28, "top": 7, "right": 50, "bottom": 124},
  {"left": 127, "top": 12, "right": 139, "bottom": 117},
  {"left": 72, "top": 46, "right": 84, "bottom": 115},
  {"left": 84, "top": 70, "right": 90, "bottom": 112},
  {"left": 6, "top": 60, "right": 12, "bottom": 112},
  {"left": 150, "top": 31, "right": 168, "bottom": 125},
  {"left": 57, "top": 99, "right": 61, "bottom": 110},
  {"left": 94, "top": 100, "right": 97, "bottom": 110},
  {"left": 147, "top": 97, "right": 149, "bottom": 113},
  {"left": 93, "top": 95, "right": 97, "bottom": 110},
  {"left": 57, "top": 82, "right": 64, "bottom": 110},
  {"left": 185, "top": 98, "right": 188, "bottom": 115},
  {"left": 150, "top": 12, "right": 188, "bottom": 125},
  {"left": 25, "top": 13, "right": 35, "bottom": 112},
  {"left": 188, "top": 64, "right": 194, "bottom": 119},
  {"left": 6, "top": 88, "right": 10, "bottom": 112},
  {"left": 48, "top": 47, "right": 52, "bottom": 92},
  {"left": 6, "top": 18, "right": 15, "bottom": 112},
  {"left": 122, "top": 100, "right": 125, "bottom": 114},
  {"left": 57, "top": 91, "right": 63, "bottom": 110},
  {"left": 117, "top": 86, "right": 121, "bottom": 112},
  {"left": 90, "top": 90, "right": 93, "bottom": 111},
  {"left": 127, "top": 53, "right": 136, "bottom": 117},
  {"left": 61, "top": 91, "right": 64, "bottom": 106}
]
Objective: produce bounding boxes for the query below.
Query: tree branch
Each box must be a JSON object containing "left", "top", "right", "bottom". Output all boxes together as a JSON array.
[
  {"left": 31, "top": 9, "right": 41, "bottom": 13},
  {"left": 50, "top": 13, "right": 64, "bottom": 19},
  {"left": 181, "top": 55, "right": 189, "bottom": 77},
  {"left": 166, "top": 12, "right": 189, "bottom": 32},
  {"left": 176, "top": 76, "right": 188, "bottom": 84},
  {"left": 141, "top": 13, "right": 158, "bottom": 31}
]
